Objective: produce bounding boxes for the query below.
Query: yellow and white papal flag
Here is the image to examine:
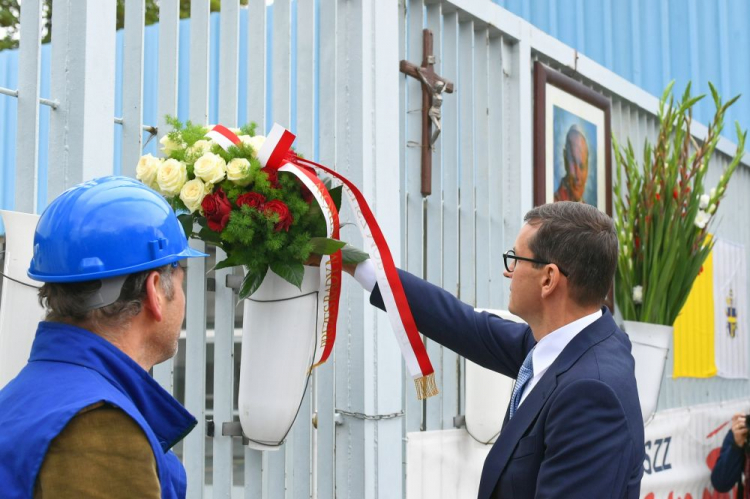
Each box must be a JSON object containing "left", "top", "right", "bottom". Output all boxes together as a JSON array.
[
  {"left": 672, "top": 238, "right": 747, "bottom": 379},
  {"left": 712, "top": 239, "right": 747, "bottom": 378}
]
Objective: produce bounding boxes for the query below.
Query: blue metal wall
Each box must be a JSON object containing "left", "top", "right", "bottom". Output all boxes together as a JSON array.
[{"left": 494, "top": 0, "right": 750, "bottom": 137}]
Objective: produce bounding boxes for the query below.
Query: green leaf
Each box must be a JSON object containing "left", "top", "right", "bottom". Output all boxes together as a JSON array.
[
  {"left": 270, "top": 261, "right": 305, "bottom": 290},
  {"left": 178, "top": 214, "right": 194, "bottom": 238},
  {"left": 341, "top": 244, "right": 370, "bottom": 264},
  {"left": 197, "top": 226, "right": 223, "bottom": 244},
  {"left": 239, "top": 265, "right": 268, "bottom": 300},
  {"left": 214, "top": 253, "right": 246, "bottom": 271},
  {"left": 327, "top": 185, "right": 343, "bottom": 212},
  {"left": 309, "top": 237, "right": 347, "bottom": 255}
]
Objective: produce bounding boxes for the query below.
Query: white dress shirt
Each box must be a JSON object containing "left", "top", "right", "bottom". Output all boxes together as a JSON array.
[{"left": 517, "top": 309, "right": 602, "bottom": 407}]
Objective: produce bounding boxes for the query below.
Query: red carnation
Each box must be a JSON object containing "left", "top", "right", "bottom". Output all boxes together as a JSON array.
[
  {"left": 202, "top": 187, "right": 232, "bottom": 232},
  {"left": 261, "top": 166, "right": 279, "bottom": 188},
  {"left": 264, "top": 199, "right": 294, "bottom": 232},
  {"left": 236, "top": 192, "right": 266, "bottom": 210}
]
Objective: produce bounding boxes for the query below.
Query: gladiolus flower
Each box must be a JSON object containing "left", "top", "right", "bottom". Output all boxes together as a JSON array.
[
  {"left": 632, "top": 285, "right": 643, "bottom": 305},
  {"left": 699, "top": 194, "right": 710, "bottom": 209},
  {"left": 694, "top": 210, "right": 710, "bottom": 229}
]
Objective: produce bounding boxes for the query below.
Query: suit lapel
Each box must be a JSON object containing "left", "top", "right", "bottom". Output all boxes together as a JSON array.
[{"left": 477, "top": 309, "right": 619, "bottom": 499}]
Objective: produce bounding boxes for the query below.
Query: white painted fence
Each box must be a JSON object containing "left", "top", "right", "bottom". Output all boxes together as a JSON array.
[{"left": 3, "top": 0, "right": 749, "bottom": 498}]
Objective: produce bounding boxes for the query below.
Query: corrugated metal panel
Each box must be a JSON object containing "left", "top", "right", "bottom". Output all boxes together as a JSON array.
[{"left": 493, "top": 0, "right": 750, "bottom": 142}]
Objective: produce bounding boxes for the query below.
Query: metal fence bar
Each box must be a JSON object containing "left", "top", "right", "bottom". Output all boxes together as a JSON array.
[
  {"left": 292, "top": 0, "right": 315, "bottom": 495},
  {"left": 315, "top": 0, "right": 337, "bottom": 496},
  {"left": 219, "top": 0, "right": 240, "bottom": 126},
  {"left": 271, "top": 0, "right": 292, "bottom": 129},
  {"left": 404, "top": 0, "right": 425, "bottom": 437},
  {"left": 266, "top": 2, "right": 293, "bottom": 496},
  {"left": 365, "top": 1, "right": 405, "bottom": 496},
  {"left": 185, "top": 1, "right": 211, "bottom": 496},
  {"left": 213, "top": 250, "right": 236, "bottom": 497},
  {"left": 246, "top": 0, "right": 266, "bottom": 130},
  {"left": 151, "top": 0, "right": 180, "bottom": 393},
  {"left": 334, "top": 1, "right": 366, "bottom": 496},
  {"left": 423, "top": 0, "right": 446, "bottom": 432},
  {"left": 157, "top": 0, "right": 179, "bottom": 149},
  {"left": 184, "top": 237, "right": 208, "bottom": 499},
  {"left": 15, "top": 0, "right": 42, "bottom": 213},
  {"left": 212, "top": 2, "right": 241, "bottom": 497},
  {"left": 457, "top": 18, "right": 475, "bottom": 309},
  {"left": 189, "top": 0, "right": 211, "bottom": 125},
  {"left": 487, "top": 33, "right": 506, "bottom": 310},
  {"left": 244, "top": 3, "right": 267, "bottom": 497},
  {"left": 120, "top": 0, "right": 145, "bottom": 179},
  {"left": 473, "top": 27, "right": 490, "bottom": 309},
  {"left": 438, "top": 8, "right": 461, "bottom": 431},
  {"left": 48, "top": 0, "right": 116, "bottom": 200}
]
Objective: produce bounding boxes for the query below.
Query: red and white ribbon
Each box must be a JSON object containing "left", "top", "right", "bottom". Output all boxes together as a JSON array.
[
  {"left": 257, "top": 126, "right": 343, "bottom": 368},
  {"left": 206, "top": 125, "right": 241, "bottom": 151},
  {"left": 295, "top": 155, "right": 437, "bottom": 398},
  {"left": 263, "top": 124, "right": 437, "bottom": 399}
]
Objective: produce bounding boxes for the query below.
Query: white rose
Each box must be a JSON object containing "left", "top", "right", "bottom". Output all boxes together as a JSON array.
[
  {"left": 159, "top": 134, "right": 185, "bottom": 155},
  {"left": 180, "top": 178, "right": 208, "bottom": 214},
  {"left": 632, "top": 285, "right": 643, "bottom": 305},
  {"left": 226, "top": 158, "right": 252, "bottom": 186},
  {"left": 193, "top": 152, "right": 227, "bottom": 184},
  {"left": 699, "top": 194, "right": 710, "bottom": 210},
  {"left": 241, "top": 135, "right": 266, "bottom": 153},
  {"left": 135, "top": 154, "right": 161, "bottom": 188},
  {"left": 189, "top": 139, "right": 214, "bottom": 157},
  {"left": 157, "top": 159, "right": 188, "bottom": 196},
  {"left": 694, "top": 210, "right": 710, "bottom": 229}
]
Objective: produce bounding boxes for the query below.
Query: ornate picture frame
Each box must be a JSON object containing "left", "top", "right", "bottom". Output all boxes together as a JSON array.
[{"left": 533, "top": 61, "right": 612, "bottom": 216}]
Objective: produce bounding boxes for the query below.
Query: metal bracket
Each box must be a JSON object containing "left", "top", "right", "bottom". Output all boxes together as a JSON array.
[
  {"left": 226, "top": 274, "right": 243, "bottom": 290},
  {"left": 221, "top": 421, "right": 250, "bottom": 445},
  {"left": 453, "top": 415, "right": 466, "bottom": 428}
]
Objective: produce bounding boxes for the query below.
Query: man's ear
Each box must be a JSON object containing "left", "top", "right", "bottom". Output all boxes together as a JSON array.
[
  {"left": 540, "top": 265, "right": 562, "bottom": 299},
  {"left": 143, "top": 271, "right": 164, "bottom": 322}
]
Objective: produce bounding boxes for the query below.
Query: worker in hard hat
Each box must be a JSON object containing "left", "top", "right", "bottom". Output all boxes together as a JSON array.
[{"left": 0, "top": 176, "right": 207, "bottom": 499}]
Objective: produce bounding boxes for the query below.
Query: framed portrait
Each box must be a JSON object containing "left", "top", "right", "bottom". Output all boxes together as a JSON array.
[{"left": 533, "top": 61, "right": 612, "bottom": 216}]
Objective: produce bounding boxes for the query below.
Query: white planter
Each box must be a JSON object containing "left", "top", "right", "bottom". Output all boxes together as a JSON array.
[
  {"left": 238, "top": 266, "right": 320, "bottom": 450},
  {"left": 622, "top": 320, "right": 672, "bottom": 424}
]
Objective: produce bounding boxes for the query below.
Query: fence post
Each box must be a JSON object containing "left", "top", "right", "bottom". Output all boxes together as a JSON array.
[
  {"left": 48, "top": 0, "right": 116, "bottom": 200},
  {"left": 15, "top": 0, "right": 43, "bottom": 213}
]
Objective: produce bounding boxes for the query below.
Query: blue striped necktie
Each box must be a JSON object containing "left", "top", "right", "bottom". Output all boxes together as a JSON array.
[{"left": 509, "top": 347, "right": 535, "bottom": 420}]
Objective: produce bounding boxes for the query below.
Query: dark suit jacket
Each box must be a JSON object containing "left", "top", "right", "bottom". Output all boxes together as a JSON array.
[{"left": 371, "top": 270, "right": 645, "bottom": 499}]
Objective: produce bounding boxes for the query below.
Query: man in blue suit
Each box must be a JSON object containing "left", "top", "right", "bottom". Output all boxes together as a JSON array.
[{"left": 350, "top": 201, "right": 645, "bottom": 498}]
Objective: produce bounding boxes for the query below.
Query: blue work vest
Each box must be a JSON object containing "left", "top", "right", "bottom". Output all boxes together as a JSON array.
[{"left": 0, "top": 322, "right": 197, "bottom": 499}]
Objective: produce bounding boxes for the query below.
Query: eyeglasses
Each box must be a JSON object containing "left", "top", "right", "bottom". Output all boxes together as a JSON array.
[{"left": 503, "top": 250, "right": 568, "bottom": 277}]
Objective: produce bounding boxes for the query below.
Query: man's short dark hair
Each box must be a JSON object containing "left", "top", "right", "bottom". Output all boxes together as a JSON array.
[
  {"left": 38, "top": 264, "right": 176, "bottom": 330},
  {"left": 524, "top": 202, "right": 617, "bottom": 307}
]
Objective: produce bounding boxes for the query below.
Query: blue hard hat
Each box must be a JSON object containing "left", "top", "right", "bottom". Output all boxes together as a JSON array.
[{"left": 28, "top": 176, "right": 207, "bottom": 283}]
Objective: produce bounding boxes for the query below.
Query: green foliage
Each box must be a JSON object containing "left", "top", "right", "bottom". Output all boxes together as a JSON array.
[{"left": 613, "top": 81, "right": 746, "bottom": 325}]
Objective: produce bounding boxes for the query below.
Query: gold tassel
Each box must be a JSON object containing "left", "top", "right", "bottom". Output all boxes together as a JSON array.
[{"left": 414, "top": 373, "right": 439, "bottom": 400}]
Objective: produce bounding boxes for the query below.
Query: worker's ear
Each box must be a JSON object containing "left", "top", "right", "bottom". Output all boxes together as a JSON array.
[{"left": 142, "top": 270, "right": 165, "bottom": 322}]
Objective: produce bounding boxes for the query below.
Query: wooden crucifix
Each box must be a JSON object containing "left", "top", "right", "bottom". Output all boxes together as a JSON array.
[{"left": 400, "top": 29, "right": 455, "bottom": 196}]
